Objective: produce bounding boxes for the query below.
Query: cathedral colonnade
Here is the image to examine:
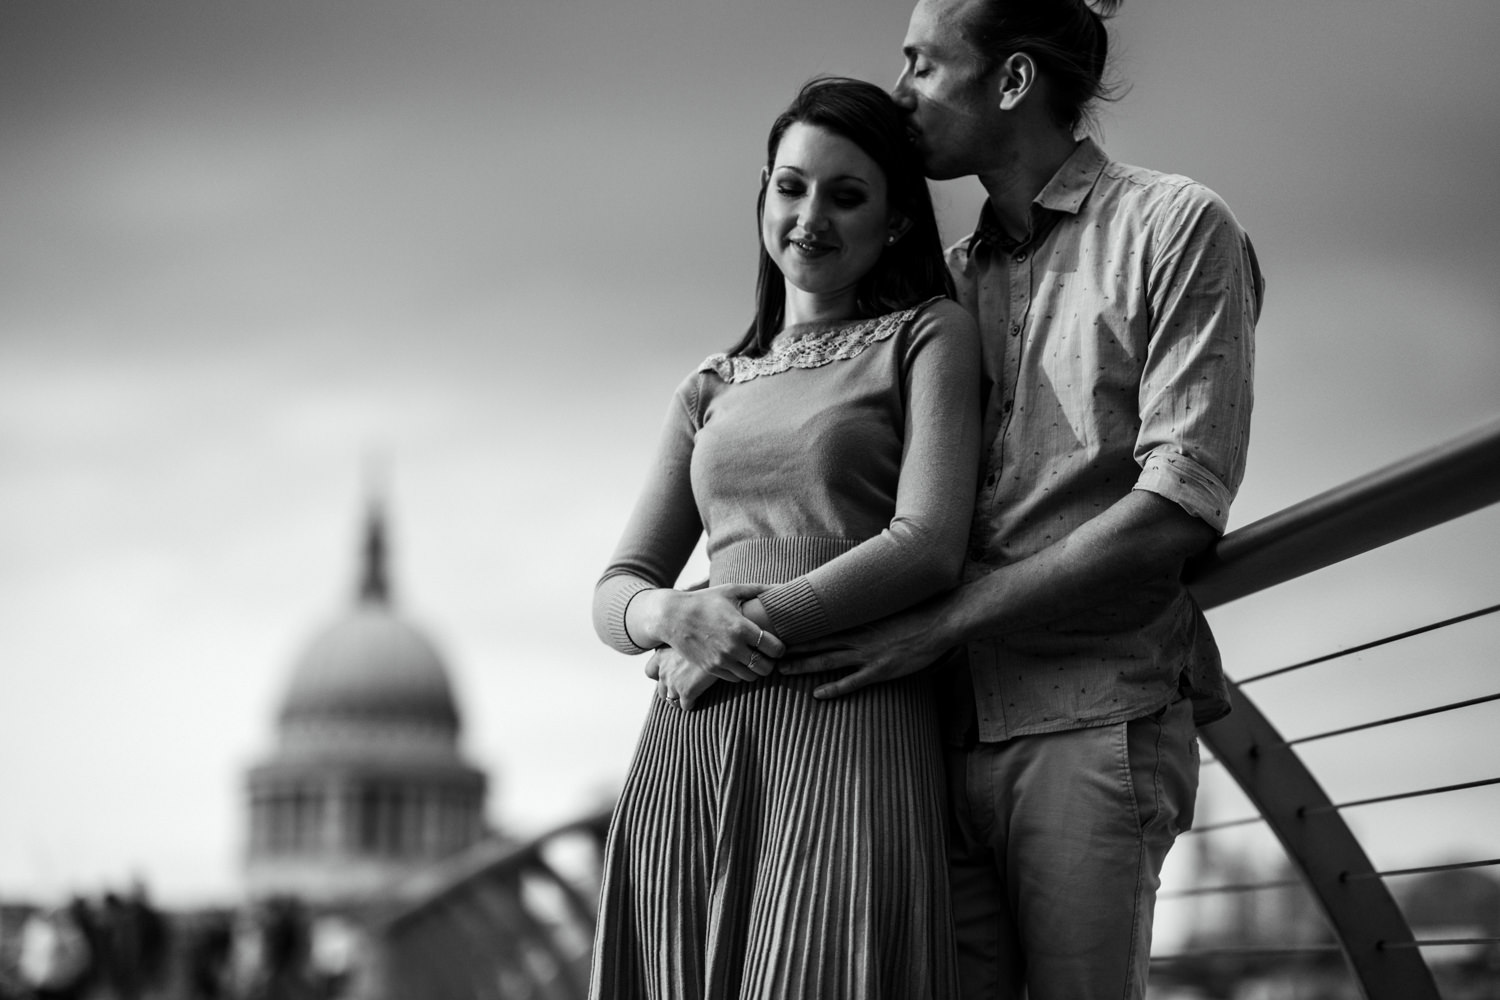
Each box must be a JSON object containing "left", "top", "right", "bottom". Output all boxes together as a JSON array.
[{"left": 247, "top": 770, "right": 484, "bottom": 860}]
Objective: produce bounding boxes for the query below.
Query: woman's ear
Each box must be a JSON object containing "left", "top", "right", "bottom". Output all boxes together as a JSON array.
[
  {"left": 760, "top": 166, "right": 770, "bottom": 186},
  {"left": 886, "top": 214, "right": 913, "bottom": 245}
]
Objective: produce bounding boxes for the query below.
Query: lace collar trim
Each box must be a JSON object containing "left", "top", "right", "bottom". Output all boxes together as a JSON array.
[{"left": 699, "top": 304, "right": 922, "bottom": 384}]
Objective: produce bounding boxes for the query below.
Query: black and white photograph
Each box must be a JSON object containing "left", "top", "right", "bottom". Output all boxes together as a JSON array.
[{"left": 2, "top": 1, "right": 1498, "bottom": 997}]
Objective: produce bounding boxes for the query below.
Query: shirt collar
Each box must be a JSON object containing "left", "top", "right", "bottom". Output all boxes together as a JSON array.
[
  {"left": 1036, "top": 136, "right": 1108, "bottom": 215},
  {"left": 966, "top": 137, "right": 1109, "bottom": 253}
]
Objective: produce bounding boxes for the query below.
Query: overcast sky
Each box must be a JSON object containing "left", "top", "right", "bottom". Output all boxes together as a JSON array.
[{"left": 2, "top": 0, "right": 1498, "bottom": 908}]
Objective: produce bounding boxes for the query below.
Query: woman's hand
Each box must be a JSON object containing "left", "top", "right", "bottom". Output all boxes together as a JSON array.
[
  {"left": 650, "top": 648, "right": 719, "bottom": 711},
  {"left": 628, "top": 584, "right": 786, "bottom": 682}
]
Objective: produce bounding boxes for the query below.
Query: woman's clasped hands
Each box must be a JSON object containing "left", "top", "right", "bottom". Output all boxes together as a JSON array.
[{"left": 628, "top": 584, "right": 787, "bottom": 711}]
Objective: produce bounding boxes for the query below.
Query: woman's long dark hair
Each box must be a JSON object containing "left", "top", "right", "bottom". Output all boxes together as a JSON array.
[{"left": 729, "top": 77, "right": 955, "bottom": 358}]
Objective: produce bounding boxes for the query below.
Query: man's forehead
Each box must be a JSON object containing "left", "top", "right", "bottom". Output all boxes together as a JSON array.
[{"left": 906, "top": 0, "right": 981, "bottom": 54}]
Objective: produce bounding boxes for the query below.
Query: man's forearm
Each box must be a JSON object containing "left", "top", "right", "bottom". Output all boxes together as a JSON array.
[{"left": 934, "top": 489, "right": 1218, "bottom": 646}]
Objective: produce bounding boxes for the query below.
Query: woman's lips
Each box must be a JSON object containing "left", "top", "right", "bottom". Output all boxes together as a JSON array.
[{"left": 791, "top": 238, "right": 836, "bottom": 256}]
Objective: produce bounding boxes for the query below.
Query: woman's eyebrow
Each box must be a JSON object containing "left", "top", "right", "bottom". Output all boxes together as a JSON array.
[{"left": 772, "top": 166, "right": 871, "bottom": 186}]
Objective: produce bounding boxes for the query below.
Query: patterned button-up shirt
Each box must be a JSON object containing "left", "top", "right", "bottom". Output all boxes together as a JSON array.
[{"left": 949, "top": 138, "right": 1262, "bottom": 742}]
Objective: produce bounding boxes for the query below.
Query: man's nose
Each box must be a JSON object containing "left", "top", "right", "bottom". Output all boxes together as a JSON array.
[{"left": 891, "top": 68, "right": 916, "bottom": 108}]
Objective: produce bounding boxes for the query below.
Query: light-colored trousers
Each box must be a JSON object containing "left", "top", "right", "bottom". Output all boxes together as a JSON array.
[{"left": 946, "top": 696, "right": 1199, "bottom": 1000}]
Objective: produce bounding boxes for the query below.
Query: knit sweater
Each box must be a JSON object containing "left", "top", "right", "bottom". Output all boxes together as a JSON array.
[{"left": 594, "top": 297, "right": 981, "bottom": 652}]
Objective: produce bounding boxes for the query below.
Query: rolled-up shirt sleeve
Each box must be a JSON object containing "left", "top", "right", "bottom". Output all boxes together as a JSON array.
[{"left": 1134, "top": 183, "right": 1261, "bottom": 533}]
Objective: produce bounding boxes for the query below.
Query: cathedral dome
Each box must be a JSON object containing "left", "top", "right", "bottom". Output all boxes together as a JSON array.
[
  {"left": 280, "top": 604, "right": 459, "bottom": 729},
  {"left": 276, "top": 505, "right": 460, "bottom": 734}
]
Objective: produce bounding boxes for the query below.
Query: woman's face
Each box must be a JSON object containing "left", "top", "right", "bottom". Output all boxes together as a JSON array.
[{"left": 761, "top": 122, "right": 897, "bottom": 311}]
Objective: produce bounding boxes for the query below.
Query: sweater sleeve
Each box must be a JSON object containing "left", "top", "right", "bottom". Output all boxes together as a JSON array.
[
  {"left": 591, "top": 375, "right": 704, "bottom": 655},
  {"left": 757, "top": 299, "right": 982, "bottom": 644}
]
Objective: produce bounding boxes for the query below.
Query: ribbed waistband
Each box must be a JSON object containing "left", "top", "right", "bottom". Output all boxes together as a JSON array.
[{"left": 708, "top": 536, "right": 860, "bottom": 586}]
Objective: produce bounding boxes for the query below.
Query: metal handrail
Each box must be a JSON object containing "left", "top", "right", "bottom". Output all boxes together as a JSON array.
[
  {"left": 1164, "top": 415, "right": 1500, "bottom": 999},
  {"left": 1185, "top": 416, "right": 1500, "bottom": 610}
]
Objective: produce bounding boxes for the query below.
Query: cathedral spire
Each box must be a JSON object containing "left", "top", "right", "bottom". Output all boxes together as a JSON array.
[
  {"left": 359, "top": 502, "right": 391, "bottom": 605},
  {"left": 358, "top": 455, "right": 392, "bottom": 606}
]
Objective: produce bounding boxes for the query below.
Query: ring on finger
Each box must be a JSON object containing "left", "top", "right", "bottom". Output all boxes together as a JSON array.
[{"left": 753, "top": 627, "right": 765, "bottom": 652}]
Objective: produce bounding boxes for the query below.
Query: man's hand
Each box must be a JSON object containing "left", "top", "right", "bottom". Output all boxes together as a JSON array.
[{"left": 780, "top": 603, "right": 951, "bottom": 699}]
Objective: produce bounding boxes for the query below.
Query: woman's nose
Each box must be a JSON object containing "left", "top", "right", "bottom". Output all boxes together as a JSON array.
[{"left": 798, "top": 195, "right": 830, "bottom": 232}]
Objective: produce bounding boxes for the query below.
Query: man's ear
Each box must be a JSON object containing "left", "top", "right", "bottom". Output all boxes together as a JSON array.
[{"left": 995, "top": 52, "right": 1038, "bottom": 112}]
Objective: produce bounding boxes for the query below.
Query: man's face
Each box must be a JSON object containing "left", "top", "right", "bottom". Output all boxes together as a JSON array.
[{"left": 892, "top": 0, "right": 1004, "bottom": 180}]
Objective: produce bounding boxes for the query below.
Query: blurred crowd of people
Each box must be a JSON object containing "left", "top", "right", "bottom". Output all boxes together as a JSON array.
[
  {"left": 0, "top": 890, "right": 355, "bottom": 1000},
  {"left": 2, "top": 888, "right": 167, "bottom": 1000}
]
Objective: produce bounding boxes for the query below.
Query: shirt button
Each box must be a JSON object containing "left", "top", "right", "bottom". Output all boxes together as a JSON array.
[
  {"left": 1002, "top": 400, "right": 1013, "bottom": 413},
  {"left": 1009, "top": 322, "right": 1021, "bottom": 337},
  {"left": 1014, "top": 251, "right": 1028, "bottom": 263},
  {"left": 985, "top": 473, "right": 998, "bottom": 487}
]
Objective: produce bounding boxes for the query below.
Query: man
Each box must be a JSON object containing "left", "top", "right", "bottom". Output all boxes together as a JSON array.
[{"left": 782, "top": 1, "right": 1262, "bottom": 997}]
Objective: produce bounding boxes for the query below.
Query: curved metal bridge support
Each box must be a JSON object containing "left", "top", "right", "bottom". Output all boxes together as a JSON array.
[
  {"left": 1198, "top": 685, "right": 1440, "bottom": 998},
  {"left": 1184, "top": 415, "right": 1500, "bottom": 999}
]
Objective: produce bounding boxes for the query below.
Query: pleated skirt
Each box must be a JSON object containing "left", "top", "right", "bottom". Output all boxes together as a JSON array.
[{"left": 588, "top": 668, "right": 958, "bottom": 1000}]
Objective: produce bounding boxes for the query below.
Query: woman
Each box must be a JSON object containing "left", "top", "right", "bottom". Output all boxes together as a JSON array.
[{"left": 589, "top": 77, "right": 980, "bottom": 998}]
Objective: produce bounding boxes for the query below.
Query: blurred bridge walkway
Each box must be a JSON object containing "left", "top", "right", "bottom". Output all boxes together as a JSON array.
[{"left": 377, "top": 416, "right": 1500, "bottom": 1000}]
